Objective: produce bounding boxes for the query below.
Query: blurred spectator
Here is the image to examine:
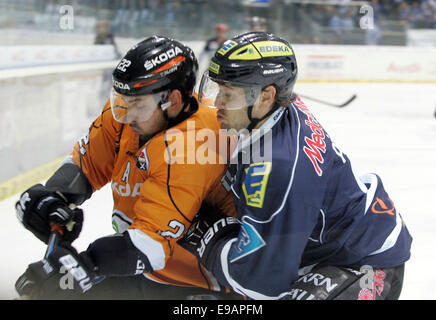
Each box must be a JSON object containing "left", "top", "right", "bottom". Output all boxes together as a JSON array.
[
  {"left": 370, "top": 0, "right": 384, "bottom": 23},
  {"left": 165, "top": 0, "right": 178, "bottom": 27},
  {"left": 94, "top": 19, "right": 121, "bottom": 107},
  {"left": 203, "top": 23, "right": 229, "bottom": 54},
  {"left": 422, "top": 1, "right": 436, "bottom": 28},
  {"left": 397, "top": 1, "right": 412, "bottom": 23},
  {"left": 94, "top": 20, "right": 115, "bottom": 45},
  {"left": 328, "top": 9, "right": 342, "bottom": 34},
  {"left": 420, "top": 1, "right": 436, "bottom": 28},
  {"left": 198, "top": 23, "right": 229, "bottom": 75},
  {"left": 409, "top": 1, "right": 422, "bottom": 26},
  {"left": 94, "top": 19, "right": 121, "bottom": 57},
  {"left": 248, "top": 16, "right": 267, "bottom": 32},
  {"left": 341, "top": 9, "right": 355, "bottom": 31},
  {"left": 3, "top": 0, "right": 436, "bottom": 47}
]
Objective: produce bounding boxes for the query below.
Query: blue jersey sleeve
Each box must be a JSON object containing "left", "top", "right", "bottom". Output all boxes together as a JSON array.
[{"left": 211, "top": 102, "right": 412, "bottom": 299}]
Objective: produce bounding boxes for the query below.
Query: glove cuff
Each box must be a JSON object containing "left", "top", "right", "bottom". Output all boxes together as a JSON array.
[{"left": 202, "top": 235, "right": 237, "bottom": 271}]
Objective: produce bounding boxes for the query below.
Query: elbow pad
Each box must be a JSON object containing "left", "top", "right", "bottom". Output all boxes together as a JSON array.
[{"left": 45, "top": 162, "right": 93, "bottom": 205}]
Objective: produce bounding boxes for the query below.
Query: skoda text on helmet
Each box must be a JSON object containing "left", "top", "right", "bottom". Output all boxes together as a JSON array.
[
  {"left": 110, "top": 35, "right": 198, "bottom": 124},
  {"left": 198, "top": 31, "right": 297, "bottom": 130}
]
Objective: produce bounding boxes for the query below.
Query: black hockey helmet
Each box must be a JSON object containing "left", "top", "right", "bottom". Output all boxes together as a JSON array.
[
  {"left": 112, "top": 35, "right": 198, "bottom": 97},
  {"left": 110, "top": 36, "right": 198, "bottom": 124}
]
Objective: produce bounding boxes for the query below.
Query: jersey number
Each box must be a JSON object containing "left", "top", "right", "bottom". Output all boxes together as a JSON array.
[{"left": 159, "top": 220, "right": 185, "bottom": 239}]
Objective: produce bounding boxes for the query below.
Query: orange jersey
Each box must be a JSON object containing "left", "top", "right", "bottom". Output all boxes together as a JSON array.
[{"left": 71, "top": 98, "right": 236, "bottom": 291}]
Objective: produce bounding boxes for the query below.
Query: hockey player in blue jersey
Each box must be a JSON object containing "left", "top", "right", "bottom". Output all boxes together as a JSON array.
[{"left": 179, "top": 31, "right": 412, "bottom": 300}]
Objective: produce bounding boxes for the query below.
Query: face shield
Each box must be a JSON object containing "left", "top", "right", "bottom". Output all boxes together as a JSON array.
[
  {"left": 110, "top": 88, "right": 171, "bottom": 124},
  {"left": 198, "top": 71, "right": 262, "bottom": 110}
]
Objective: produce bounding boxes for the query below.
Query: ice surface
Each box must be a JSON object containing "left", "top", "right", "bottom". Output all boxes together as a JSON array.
[{"left": 1, "top": 82, "right": 435, "bottom": 299}]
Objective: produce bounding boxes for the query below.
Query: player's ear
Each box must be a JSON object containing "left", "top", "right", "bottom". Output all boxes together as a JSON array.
[
  {"left": 261, "top": 85, "right": 276, "bottom": 105},
  {"left": 166, "top": 89, "right": 183, "bottom": 115},
  {"left": 256, "top": 85, "right": 276, "bottom": 115}
]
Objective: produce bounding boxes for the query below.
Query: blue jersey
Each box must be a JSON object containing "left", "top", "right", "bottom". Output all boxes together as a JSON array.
[{"left": 213, "top": 98, "right": 412, "bottom": 299}]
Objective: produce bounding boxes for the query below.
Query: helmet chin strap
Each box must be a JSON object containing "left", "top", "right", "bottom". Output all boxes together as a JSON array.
[
  {"left": 244, "top": 86, "right": 278, "bottom": 132},
  {"left": 246, "top": 104, "right": 277, "bottom": 132},
  {"left": 162, "top": 96, "right": 198, "bottom": 129}
]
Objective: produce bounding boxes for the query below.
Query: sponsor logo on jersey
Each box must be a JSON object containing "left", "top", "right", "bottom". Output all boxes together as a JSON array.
[
  {"left": 294, "top": 99, "right": 326, "bottom": 176},
  {"left": 144, "top": 46, "right": 183, "bottom": 71},
  {"left": 111, "top": 182, "right": 142, "bottom": 198},
  {"left": 371, "top": 197, "right": 396, "bottom": 216},
  {"left": 242, "top": 162, "right": 272, "bottom": 208},
  {"left": 137, "top": 146, "right": 149, "bottom": 171},
  {"left": 113, "top": 80, "right": 130, "bottom": 90},
  {"left": 230, "top": 221, "right": 266, "bottom": 263}
]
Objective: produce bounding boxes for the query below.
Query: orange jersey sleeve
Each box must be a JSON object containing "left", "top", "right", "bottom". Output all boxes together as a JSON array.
[{"left": 71, "top": 99, "right": 122, "bottom": 191}]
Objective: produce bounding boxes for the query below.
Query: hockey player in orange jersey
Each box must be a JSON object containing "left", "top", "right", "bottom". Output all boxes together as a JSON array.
[{"left": 14, "top": 36, "right": 240, "bottom": 299}]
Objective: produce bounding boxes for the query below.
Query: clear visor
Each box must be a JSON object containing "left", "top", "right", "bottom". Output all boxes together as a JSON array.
[
  {"left": 110, "top": 88, "right": 170, "bottom": 124},
  {"left": 198, "top": 72, "right": 262, "bottom": 110}
]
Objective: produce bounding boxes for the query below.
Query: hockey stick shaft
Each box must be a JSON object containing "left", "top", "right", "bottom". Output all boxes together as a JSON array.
[
  {"left": 298, "top": 93, "right": 357, "bottom": 108},
  {"left": 44, "top": 204, "right": 77, "bottom": 258},
  {"left": 18, "top": 205, "right": 77, "bottom": 299}
]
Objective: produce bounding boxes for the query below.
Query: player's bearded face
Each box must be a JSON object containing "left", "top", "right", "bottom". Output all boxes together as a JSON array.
[
  {"left": 215, "top": 85, "right": 251, "bottom": 131},
  {"left": 129, "top": 108, "right": 166, "bottom": 138},
  {"left": 110, "top": 89, "right": 170, "bottom": 124},
  {"left": 198, "top": 73, "right": 263, "bottom": 131},
  {"left": 110, "top": 89, "right": 169, "bottom": 136}
]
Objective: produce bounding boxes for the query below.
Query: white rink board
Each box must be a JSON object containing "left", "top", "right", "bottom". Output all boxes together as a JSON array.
[{"left": 0, "top": 82, "right": 435, "bottom": 300}]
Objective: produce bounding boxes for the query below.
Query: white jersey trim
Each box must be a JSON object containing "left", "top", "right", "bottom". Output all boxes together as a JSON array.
[
  {"left": 203, "top": 268, "right": 221, "bottom": 292},
  {"left": 369, "top": 211, "right": 403, "bottom": 256},
  {"left": 112, "top": 209, "right": 133, "bottom": 234},
  {"left": 220, "top": 239, "right": 290, "bottom": 300},
  {"left": 309, "top": 209, "right": 326, "bottom": 244},
  {"left": 61, "top": 155, "right": 76, "bottom": 166},
  {"left": 359, "top": 173, "right": 378, "bottom": 214},
  {"left": 127, "top": 228, "right": 166, "bottom": 271},
  {"left": 229, "top": 107, "right": 285, "bottom": 163}
]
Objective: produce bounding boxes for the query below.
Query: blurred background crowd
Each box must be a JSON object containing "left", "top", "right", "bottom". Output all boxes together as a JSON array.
[{"left": 0, "top": 0, "right": 435, "bottom": 46}]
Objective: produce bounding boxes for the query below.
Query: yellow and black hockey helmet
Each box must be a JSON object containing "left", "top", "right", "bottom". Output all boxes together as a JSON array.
[{"left": 199, "top": 31, "right": 297, "bottom": 106}]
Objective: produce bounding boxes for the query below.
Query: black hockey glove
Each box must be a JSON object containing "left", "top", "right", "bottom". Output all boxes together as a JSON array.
[
  {"left": 178, "top": 203, "right": 241, "bottom": 270},
  {"left": 15, "top": 184, "right": 83, "bottom": 244},
  {"left": 15, "top": 242, "right": 101, "bottom": 300}
]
